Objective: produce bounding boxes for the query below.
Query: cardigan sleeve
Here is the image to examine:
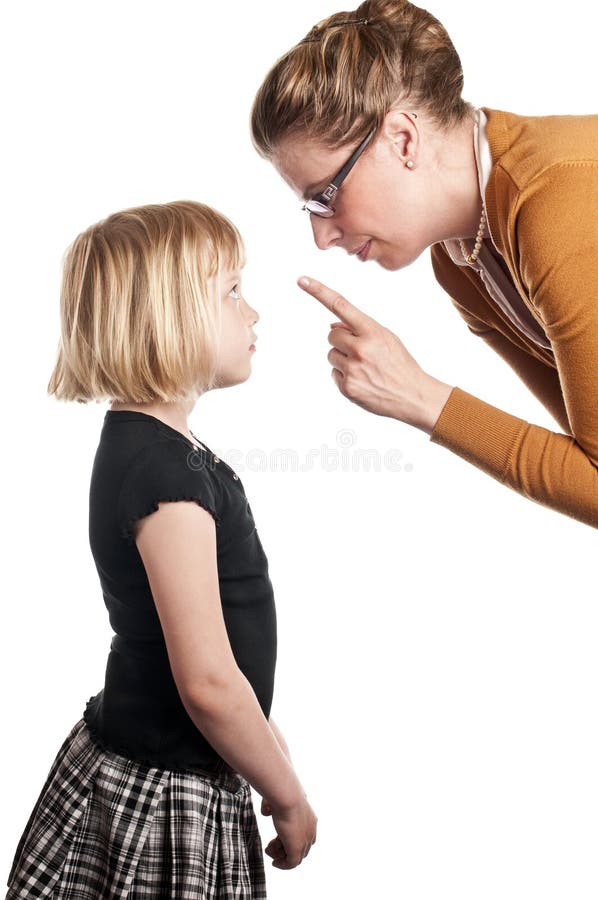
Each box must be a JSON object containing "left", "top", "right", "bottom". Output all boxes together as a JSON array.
[{"left": 428, "top": 164, "right": 598, "bottom": 528}]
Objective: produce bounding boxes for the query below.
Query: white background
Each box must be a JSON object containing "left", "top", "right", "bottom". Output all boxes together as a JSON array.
[{"left": 2, "top": 2, "right": 597, "bottom": 898}]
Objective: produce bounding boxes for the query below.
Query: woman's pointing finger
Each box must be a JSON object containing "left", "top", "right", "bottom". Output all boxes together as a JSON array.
[{"left": 297, "top": 276, "right": 371, "bottom": 335}]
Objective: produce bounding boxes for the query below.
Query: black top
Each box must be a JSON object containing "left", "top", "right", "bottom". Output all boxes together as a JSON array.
[{"left": 84, "top": 410, "right": 277, "bottom": 774}]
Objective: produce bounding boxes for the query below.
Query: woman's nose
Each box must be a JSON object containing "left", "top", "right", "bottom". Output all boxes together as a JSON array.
[{"left": 310, "top": 214, "right": 342, "bottom": 251}]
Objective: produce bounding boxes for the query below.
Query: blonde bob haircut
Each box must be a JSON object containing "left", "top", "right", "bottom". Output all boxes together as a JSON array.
[
  {"left": 251, "top": 0, "right": 474, "bottom": 158},
  {"left": 48, "top": 200, "right": 245, "bottom": 404}
]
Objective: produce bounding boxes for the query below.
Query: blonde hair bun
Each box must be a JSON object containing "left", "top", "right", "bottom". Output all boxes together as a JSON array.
[{"left": 251, "top": 0, "right": 472, "bottom": 157}]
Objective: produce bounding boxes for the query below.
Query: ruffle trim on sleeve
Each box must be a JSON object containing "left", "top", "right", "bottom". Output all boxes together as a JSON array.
[{"left": 120, "top": 495, "right": 221, "bottom": 545}]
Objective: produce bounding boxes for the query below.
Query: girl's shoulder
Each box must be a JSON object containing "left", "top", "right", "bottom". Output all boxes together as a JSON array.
[
  {"left": 95, "top": 411, "right": 251, "bottom": 547},
  {"left": 115, "top": 435, "right": 223, "bottom": 547}
]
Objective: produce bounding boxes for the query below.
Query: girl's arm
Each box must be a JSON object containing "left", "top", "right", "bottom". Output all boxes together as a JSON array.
[
  {"left": 262, "top": 718, "right": 293, "bottom": 817},
  {"left": 134, "top": 500, "right": 317, "bottom": 870},
  {"left": 269, "top": 717, "right": 292, "bottom": 761}
]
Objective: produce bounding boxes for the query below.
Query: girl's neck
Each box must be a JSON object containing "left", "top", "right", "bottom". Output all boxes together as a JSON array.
[{"left": 109, "top": 398, "right": 198, "bottom": 444}]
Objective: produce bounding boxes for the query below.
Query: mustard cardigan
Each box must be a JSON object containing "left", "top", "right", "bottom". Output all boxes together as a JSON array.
[{"left": 429, "top": 107, "right": 598, "bottom": 528}]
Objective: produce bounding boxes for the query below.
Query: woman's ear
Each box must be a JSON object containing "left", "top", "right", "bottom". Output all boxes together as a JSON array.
[{"left": 379, "top": 108, "right": 419, "bottom": 165}]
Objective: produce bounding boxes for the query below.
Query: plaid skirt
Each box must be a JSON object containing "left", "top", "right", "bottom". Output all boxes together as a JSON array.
[{"left": 6, "top": 718, "right": 267, "bottom": 899}]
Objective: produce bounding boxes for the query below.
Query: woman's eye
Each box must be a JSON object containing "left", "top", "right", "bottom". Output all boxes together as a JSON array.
[{"left": 229, "top": 284, "right": 241, "bottom": 301}]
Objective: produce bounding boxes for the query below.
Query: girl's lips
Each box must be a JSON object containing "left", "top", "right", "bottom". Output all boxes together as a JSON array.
[{"left": 357, "top": 240, "right": 371, "bottom": 262}]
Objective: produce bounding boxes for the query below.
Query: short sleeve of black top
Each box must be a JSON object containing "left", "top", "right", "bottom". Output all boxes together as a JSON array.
[{"left": 84, "top": 410, "right": 277, "bottom": 774}]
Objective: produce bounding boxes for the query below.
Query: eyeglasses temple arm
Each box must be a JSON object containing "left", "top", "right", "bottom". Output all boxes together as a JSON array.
[{"left": 327, "top": 129, "right": 376, "bottom": 192}]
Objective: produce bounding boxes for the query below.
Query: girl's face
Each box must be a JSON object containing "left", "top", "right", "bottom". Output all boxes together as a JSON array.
[
  {"left": 272, "top": 122, "right": 437, "bottom": 271},
  {"left": 213, "top": 268, "right": 259, "bottom": 389}
]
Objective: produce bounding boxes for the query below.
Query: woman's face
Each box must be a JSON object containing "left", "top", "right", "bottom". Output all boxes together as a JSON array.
[
  {"left": 272, "top": 121, "right": 435, "bottom": 271},
  {"left": 213, "top": 267, "right": 259, "bottom": 389}
]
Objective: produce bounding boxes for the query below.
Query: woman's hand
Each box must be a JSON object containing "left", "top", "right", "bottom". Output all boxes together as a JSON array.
[{"left": 298, "top": 276, "right": 454, "bottom": 435}]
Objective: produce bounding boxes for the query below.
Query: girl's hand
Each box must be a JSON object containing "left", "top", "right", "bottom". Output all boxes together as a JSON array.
[
  {"left": 297, "top": 276, "right": 453, "bottom": 435},
  {"left": 260, "top": 719, "right": 316, "bottom": 870},
  {"left": 264, "top": 795, "right": 318, "bottom": 870}
]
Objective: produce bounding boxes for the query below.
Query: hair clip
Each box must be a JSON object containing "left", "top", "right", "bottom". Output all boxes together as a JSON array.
[
  {"left": 333, "top": 17, "right": 370, "bottom": 26},
  {"left": 300, "top": 17, "right": 371, "bottom": 43}
]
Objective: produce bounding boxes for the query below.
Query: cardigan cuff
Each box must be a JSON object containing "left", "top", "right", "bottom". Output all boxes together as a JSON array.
[{"left": 430, "top": 386, "right": 527, "bottom": 483}]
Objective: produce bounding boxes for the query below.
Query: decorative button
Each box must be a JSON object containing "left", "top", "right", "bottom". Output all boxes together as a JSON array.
[
  {"left": 213, "top": 457, "right": 220, "bottom": 463},
  {"left": 233, "top": 474, "right": 239, "bottom": 480}
]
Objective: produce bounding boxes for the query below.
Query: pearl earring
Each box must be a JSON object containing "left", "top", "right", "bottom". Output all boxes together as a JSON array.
[{"left": 405, "top": 159, "right": 415, "bottom": 169}]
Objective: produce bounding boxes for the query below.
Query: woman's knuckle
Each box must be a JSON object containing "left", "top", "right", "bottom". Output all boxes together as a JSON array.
[
  {"left": 342, "top": 376, "right": 356, "bottom": 397},
  {"left": 331, "top": 294, "right": 347, "bottom": 315}
]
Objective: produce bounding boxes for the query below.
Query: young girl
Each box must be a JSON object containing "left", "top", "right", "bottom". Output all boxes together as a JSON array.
[{"left": 6, "top": 201, "right": 317, "bottom": 899}]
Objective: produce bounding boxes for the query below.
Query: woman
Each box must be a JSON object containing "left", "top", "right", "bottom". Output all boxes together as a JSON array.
[{"left": 250, "top": 0, "right": 598, "bottom": 528}]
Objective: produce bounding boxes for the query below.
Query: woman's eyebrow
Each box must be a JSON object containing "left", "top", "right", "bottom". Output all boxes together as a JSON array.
[
  {"left": 302, "top": 174, "right": 336, "bottom": 203},
  {"left": 302, "top": 183, "right": 319, "bottom": 202}
]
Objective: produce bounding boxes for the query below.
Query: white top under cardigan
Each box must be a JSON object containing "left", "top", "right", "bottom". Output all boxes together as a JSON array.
[{"left": 442, "top": 108, "right": 552, "bottom": 353}]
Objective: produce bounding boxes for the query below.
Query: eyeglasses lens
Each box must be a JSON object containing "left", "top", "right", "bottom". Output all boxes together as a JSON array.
[{"left": 303, "top": 199, "right": 335, "bottom": 218}]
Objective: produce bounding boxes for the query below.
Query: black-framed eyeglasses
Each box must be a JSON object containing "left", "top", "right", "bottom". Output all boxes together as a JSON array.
[{"left": 302, "top": 128, "right": 376, "bottom": 218}]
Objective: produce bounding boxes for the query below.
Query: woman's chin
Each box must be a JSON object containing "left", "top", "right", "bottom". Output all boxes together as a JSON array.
[
  {"left": 377, "top": 246, "right": 423, "bottom": 271},
  {"left": 376, "top": 254, "right": 407, "bottom": 272},
  {"left": 377, "top": 257, "right": 400, "bottom": 271}
]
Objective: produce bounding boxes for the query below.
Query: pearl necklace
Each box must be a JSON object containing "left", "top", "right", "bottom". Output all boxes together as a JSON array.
[{"left": 459, "top": 206, "right": 487, "bottom": 265}]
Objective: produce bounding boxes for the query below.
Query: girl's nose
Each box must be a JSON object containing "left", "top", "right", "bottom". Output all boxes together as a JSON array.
[
  {"left": 310, "top": 214, "right": 342, "bottom": 251},
  {"left": 246, "top": 301, "right": 259, "bottom": 324}
]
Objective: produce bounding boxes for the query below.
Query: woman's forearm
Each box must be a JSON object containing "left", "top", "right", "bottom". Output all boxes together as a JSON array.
[
  {"left": 183, "top": 672, "right": 304, "bottom": 809},
  {"left": 411, "top": 374, "right": 454, "bottom": 435},
  {"left": 430, "top": 386, "right": 598, "bottom": 528}
]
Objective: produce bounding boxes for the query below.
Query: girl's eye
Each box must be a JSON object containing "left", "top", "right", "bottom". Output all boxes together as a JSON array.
[{"left": 229, "top": 284, "right": 241, "bottom": 302}]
